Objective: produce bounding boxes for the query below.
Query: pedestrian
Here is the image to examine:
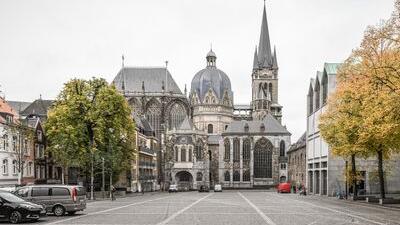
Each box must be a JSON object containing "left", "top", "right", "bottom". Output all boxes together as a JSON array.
[
  {"left": 142, "top": 187, "right": 145, "bottom": 195},
  {"left": 111, "top": 185, "right": 116, "bottom": 201}
]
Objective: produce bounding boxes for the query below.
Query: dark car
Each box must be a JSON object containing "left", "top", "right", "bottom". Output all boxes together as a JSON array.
[
  {"left": 198, "top": 185, "right": 209, "bottom": 192},
  {"left": 0, "top": 191, "right": 46, "bottom": 224}
]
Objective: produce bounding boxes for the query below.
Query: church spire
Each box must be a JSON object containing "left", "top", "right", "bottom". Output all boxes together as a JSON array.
[
  {"left": 257, "top": 2, "right": 273, "bottom": 68},
  {"left": 253, "top": 46, "right": 259, "bottom": 70},
  {"left": 273, "top": 46, "right": 278, "bottom": 69}
]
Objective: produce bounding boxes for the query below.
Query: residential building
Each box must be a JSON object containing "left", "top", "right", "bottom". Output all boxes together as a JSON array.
[{"left": 287, "top": 132, "right": 306, "bottom": 187}]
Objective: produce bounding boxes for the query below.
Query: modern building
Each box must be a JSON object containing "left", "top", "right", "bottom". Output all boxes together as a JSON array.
[
  {"left": 306, "top": 63, "right": 400, "bottom": 196},
  {"left": 287, "top": 132, "right": 306, "bottom": 188}
]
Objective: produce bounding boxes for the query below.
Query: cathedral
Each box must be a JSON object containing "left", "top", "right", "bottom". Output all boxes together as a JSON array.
[{"left": 113, "top": 4, "right": 291, "bottom": 190}]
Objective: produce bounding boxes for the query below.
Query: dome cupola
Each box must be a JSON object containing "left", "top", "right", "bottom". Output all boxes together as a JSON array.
[{"left": 190, "top": 49, "right": 233, "bottom": 105}]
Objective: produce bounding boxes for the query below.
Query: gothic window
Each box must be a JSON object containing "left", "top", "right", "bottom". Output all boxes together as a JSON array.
[
  {"left": 254, "top": 137, "right": 273, "bottom": 178},
  {"left": 175, "top": 146, "right": 179, "bottom": 162},
  {"left": 224, "top": 171, "right": 230, "bottom": 182},
  {"left": 269, "top": 83, "right": 273, "bottom": 101},
  {"left": 224, "top": 139, "right": 230, "bottom": 162},
  {"left": 243, "top": 170, "right": 250, "bottom": 181},
  {"left": 146, "top": 100, "right": 161, "bottom": 139},
  {"left": 243, "top": 138, "right": 250, "bottom": 161},
  {"left": 168, "top": 103, "right": 186, "bottom": 130},
  {"left": 188, "top": 147, "right": 193, "bottom": 162},
  {"left": 233, "top": 171, "right": 240, "bottom": 181},
  {"left": 207, "top": 124, "right": 213, "bottom": 134},
  {"left": 314, "top": 79, "right": 320, "bottom": 110},
  {"left": 233, "top": 138, "right": 240, "bottom": 162},
  {"left": 205, "top": 97, "right": 210, "bottom": 104},
  {"left": 181, "top": 146, "right": 186, "bottom": 162},
  {"left": 128, "top": 98, "right": 141, "bottom": 116},
  {"left": 280, "top": 140, "right": 285, "bottom": 157},
  {"left": 196, "top": 140, "right": 203, "bottom": 160},
  {"left": 196, "top": 172, "right": 203, "bottom": 181}
]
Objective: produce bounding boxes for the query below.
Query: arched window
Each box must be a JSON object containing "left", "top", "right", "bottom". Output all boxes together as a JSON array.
[
  {"left": 280, "top": 140, "right": 285, "bottom": 157},
  {"left": 196, "top": 140, "right": 203, "bottom": 160},
  {"left": 12, "top": 136, "right": 17, "bottom": 151},
  {"left": 224, "top": 139, "right": 230, "bottom": 161},
  {"left": 322, "top": 73, "right": 328, "bottom": 105},
  {"left": 175, "top": 147, "right": 179, "bottom": 161},
  {"left": 233, "top": 138, "right": 240, "bottom": 162},
  {"left": 308, "top": 86, "right": 314, "bottom": 115},
  {"left": 269, "top": 83, "right": 273, "bottom": 101},
  {"left": 243, "top": 170, "right": 250, "bottom": 181},
  {"left": 233, "top": 171, "right": 240, "bottom": 182},
  {"left": 181, "top": 146, "right": 186, "bottom": 162},
  {"left": 244, "top": 123, "right": 249, "bottom": 132},
  {"left": 207, "top": 124, "right": 213, "bottom": 134},
  {"left": 2, "top": 159, "right": 8, "bottom": 174},
  {"left": 188, "top": 147, "right": 193, "bottom": 162},
  {"left": 168, "top": 103, "right": 186, "bottom": 130},
  {"left": 3, "top": 134, "right": 8, "bottom": 150},
  {"left": 146, "top": 100, "right": 161, "bottom": 139},
  {"left": 224, "top": 171, "right": 230, "bottom": 182},
  {"left": 243, "top": 138, "right": 250, "bottom": 161},
  {"left": 254, "top": 138, "right": 273, "bottom": 178},
  {"left": 196, "top": 172, "right": 203, "bottom": 181},
  {"left": 12, "top": 160, "right": 17, "bottom": 174}
]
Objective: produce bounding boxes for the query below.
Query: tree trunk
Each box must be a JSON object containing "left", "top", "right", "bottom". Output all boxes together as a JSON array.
[
  {"left": 61, "top": 167, "right": 65, "bottom": 185},
  {"left": 88, "top": 126, "right": 95, "bottom": 200},
  {"left": 351, "top": 154, "right": 357, "bottom": 197},
  {"left": 377, "top": 149, "right": 385, "bottom": 199}
]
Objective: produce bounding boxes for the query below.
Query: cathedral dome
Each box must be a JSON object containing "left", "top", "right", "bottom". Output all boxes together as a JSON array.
[{"left": 190, "top": 50, "right": 232, "bottom": 103}]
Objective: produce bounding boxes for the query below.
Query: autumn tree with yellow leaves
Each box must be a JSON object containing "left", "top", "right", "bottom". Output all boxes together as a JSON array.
[{"left": 320, "top": 0, "right": 400, "bottom": 199}]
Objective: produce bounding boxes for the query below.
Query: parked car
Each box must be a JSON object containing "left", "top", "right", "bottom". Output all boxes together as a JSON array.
[
  {"left": 0, "top": 186, "right": 16, "bottom": 193},
  {"left": 168, "top": 184, "right": 178, "bottom": 193},
  {"left": 198, "top": 185, "right": 209, "bottom": 192},
  {"left": 0, "top": 191, "right": 46, "bottom": 224},
  {"left": 277, "top": 182, "right": 291, "bottom": 193},
  {"left": 14, "top": 185, "right": 86, "bottom": 216},
  {"left": 214, "top": 184, "right": 222, "bottom": 192}
]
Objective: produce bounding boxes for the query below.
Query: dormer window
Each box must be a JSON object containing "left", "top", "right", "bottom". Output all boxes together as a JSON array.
[
  {"left": 37, "top": 130, "right": 43, "bottom": 142},
  {"left": 5, "top": 115, "right": 12, "bottom": 124},
  {"left": 260, "top": 123, "right": 265, "bottom": 132}
]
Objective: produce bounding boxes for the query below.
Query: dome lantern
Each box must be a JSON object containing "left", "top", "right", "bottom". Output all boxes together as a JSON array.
[{"left": 206, "top": 49, "right": 217, "bottom": 67}]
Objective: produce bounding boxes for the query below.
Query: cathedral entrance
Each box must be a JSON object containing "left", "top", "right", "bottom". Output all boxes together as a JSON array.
[
  {"left": 175, "top": 171, "right": 193, "bottom": 191},
  {"left": 253, "top": 138, "right": 273, "bottom": 186}
]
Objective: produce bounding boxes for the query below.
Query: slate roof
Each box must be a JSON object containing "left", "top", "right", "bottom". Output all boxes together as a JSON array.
[
  {"left": 21, "top": 99, "right": 53, "bottom": 117},
  {"left": 133, "top": 114, "right": 154, "bottom": 135},
  {"left": 208, "top": 135, "right": 221, "bottom": 145},
  {"left": 113, "top": 67, "right": 182, "bottom": 94},
  {"left": 288, "top": 132, "right": 306, "bottom": 152},
  {"left": 7, "top": 101, "right": 31, "bottom": 115},
  {"left": 177, "top": 117, "right": 193, "bottom": 131},
  {"left": 224, "top": 113, "right": 290, "bottom": 135}
]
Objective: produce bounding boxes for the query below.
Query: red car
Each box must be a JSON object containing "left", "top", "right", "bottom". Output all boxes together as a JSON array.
[{"left": 277, "top": 182, "right": 291, "bottom": 193}]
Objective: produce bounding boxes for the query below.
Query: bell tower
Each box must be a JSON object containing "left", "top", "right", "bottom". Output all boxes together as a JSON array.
[{"left": 251, "top": 3, "right": 282, "bottom": 122}]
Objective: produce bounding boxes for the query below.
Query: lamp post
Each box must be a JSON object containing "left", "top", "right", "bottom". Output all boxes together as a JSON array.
[
  {"left": 102, "top": 157, "right": 105, "bottom": 199},
  {"left": 108, "top": 128, "right": 114, "bottom": 200}
]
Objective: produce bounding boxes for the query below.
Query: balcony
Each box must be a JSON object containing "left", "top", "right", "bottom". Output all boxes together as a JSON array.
[
  {"left": 139, "top": 175, "right": 156, "bottom": 181},
  {"left": 139, "top": 161, "right": 156, "bottom": 168}
]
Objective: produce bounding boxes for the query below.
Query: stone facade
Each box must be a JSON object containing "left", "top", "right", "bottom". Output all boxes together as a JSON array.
[{"left": 287, "top": 132, "right": 306, "bottom": 187}]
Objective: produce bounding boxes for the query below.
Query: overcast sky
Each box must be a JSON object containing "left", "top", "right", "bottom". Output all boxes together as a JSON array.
[{"left": 0, "top": 0, "right": 395, "bottom": 141}]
